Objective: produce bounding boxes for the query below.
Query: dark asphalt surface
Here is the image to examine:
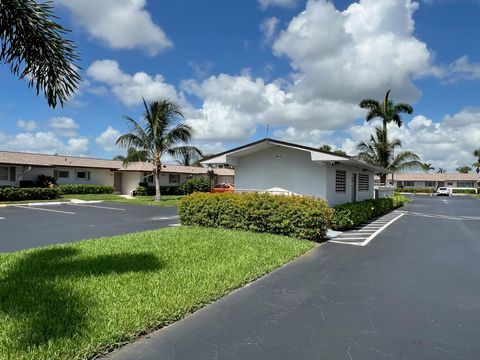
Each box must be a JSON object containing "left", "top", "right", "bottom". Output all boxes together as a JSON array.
[
  {"left": 0, "top": 202, "right": 178, "bottom": 252},
  {"left": 106, "top": 196, "right": 480, "bottom": 360}
]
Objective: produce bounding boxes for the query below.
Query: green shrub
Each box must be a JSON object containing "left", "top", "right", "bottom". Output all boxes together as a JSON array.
[
  {"left": 331, "top": 196, "right": 409, "bottom": 231},
  {"left": 396, "top": 188, "right": 433, "bottom": 194},
  {"left": 134, "top": 185, "right": 181, "bottom": 196},
  {"left": 135, "top": 185, "right": 148, "bottom": 196},
  {"left": 0, "top": 187, "right": 60, "bottom": 201},
  {"left": 178, "top": 177, "right": 211, "bottom": 195},
  {"left": 451, "top": 188, "right": 477, "bottom": 194},
  {"left": 178, "top": 192, "right": 332, "bottom": 241},
  {"left": 58, "top": 184, "right": 115, "bottom": 195}
]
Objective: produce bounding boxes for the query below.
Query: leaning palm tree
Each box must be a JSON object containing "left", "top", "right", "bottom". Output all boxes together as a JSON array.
[
  {"left": 175, "top": 147, "right": 203, "bottom": 166},
  {"left": 356, "top": 126, "right": 423, "bottom": 183},
  {"left": 1, "top": 0, "right": 80, "bottom": 107},
  {"left": 359, "top": 90, "right": 413, "bottom": 132},
  {"left": 437, "top": 168, "right": 447, "bottom": 174},
  {"left": 422, "top": 163, "right": 435, "bottom": 173},
  {"left": 116, "top": 99, "right": 200, "bottom": 201}
]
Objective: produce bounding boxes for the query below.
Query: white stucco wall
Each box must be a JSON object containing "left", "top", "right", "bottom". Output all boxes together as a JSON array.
[
  {"left": 234, "top": 146, "right": 328, "bottom": 200},
  {"left": 122, "top": 172, "right": 143, "bottom": 195},
  {"left": 0, "top": 165, "right": 22, "bottom": 187},
  {"left": 394, "top": 180, "right": 478, "bottom": 189},
  {"left": 54, "top": 168, "right": 114, "bottom": 186},
  {"left": 324, "top": 165, "right": 374, "bottom": 206}
]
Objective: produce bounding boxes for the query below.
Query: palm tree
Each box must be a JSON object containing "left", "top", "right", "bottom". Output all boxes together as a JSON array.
[
  {"left": 116, "top": 99, "right": 200, "bottom": 201},
  {"left": 456, "top": 166, "right": 472, "bottom": 174},
  {"left": 437, "top": 168, "right": 447, "bottom": 174},
  {"left": 319, "top": 144, "right": 332, "bottom": 152},
  {"left": 472, "top": 161, "right": 480, "bottom": 175},
  {"left": 356, "top": 126, "right": 423, "bottom": 183},
  {"left": 474, "top": 149, "right": 480, "bottom": 162},
  {"left": 175, "top": 147, "right": 203, "bottom": 166},
  {"left": 359, "top": 90, "right": 413, "bottom": 132},
  {"left": 422, "top": 163, "right": 435, "bottom": 173},
  {"left": 1, "top": 0, "right": 80, "bottom": 107}
]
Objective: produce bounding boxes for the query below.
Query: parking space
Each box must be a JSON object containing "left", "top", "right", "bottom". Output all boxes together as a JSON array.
[{"left": 0, "top": 202, "right": 179, "bottom": 252}]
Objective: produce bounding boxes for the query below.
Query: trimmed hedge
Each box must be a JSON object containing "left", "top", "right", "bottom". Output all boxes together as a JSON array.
[
  {"left": 58, "top": 184, "right": 115, "bottom": 195},
  {"left": 135, "top": 185, "right": 181, "bottom": 196},
  {"left": 0, "top": 187, "right": 60, "bottom": 201},
  {"left": 451, "top": 188, "right": 477, "bottom": 194},
  {"left": 178, "top": 177, "right": 211, "bottom": 195},
  {"left": 178, "top": 192, "right": 332, "bottom": 241},
  {"left": 396, "top": 188, "right": 433, "bottom": 194},
  {"left": 331, "top": 196, "right": 409, "bottom": 231}
]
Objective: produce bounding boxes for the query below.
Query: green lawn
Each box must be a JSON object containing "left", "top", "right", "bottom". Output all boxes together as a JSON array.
[{"left": 0, "top": 227, "right": 314, "bottom": 360}]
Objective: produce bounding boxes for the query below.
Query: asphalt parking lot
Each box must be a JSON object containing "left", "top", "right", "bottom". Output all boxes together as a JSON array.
[
  {"left": 107, "top": 195, "right": 480, "bottom": 360},
  {"left": 0, "top": 202, "right": 178, "bottom": 252}
]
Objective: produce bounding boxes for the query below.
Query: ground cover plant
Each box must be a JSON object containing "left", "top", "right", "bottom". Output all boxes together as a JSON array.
[
  {"left": 0, "top": 227, "right": 314, "bottom": 360},
  {"left": 331, "top": 196, "right": 410, "bottom": 231},
  {"left": 179, "top": 192, "right": 332, "bottom": 241}
]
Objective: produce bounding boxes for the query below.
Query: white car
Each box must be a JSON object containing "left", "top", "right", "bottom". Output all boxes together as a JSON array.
[{"left": 437, "top": 187, "right": 450, "bottom": 196}]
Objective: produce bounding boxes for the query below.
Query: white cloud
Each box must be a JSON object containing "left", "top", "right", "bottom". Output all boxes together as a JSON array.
[
  {"left": 87, "top": 60, "right": 184, "bottom": 106},
  {"left": 259, "top": 0, "right": 300, "bottom": 10},
  {"left": 96, "top": 126, "right": 122, "bottom": 152},
  {"left": 341, "top": 109, "right": 480, "bottom": 171},
  {"left": 55, "top": 0, "right": 172, "bottom": 55},
  {"left": 48, "top": 117, "right": 79, "bottom": 137},
  {"left": 438, "top": 56, "right": 480, "bottom": 82},
  {"left": 260, "top": 17, "right": 280, "bottom": 43},
  {"left": 17, "top": 119, "right": 37, "bottom": 131},
  {"left": 0, "top": 131, "right": 89, "bottom": 155}
]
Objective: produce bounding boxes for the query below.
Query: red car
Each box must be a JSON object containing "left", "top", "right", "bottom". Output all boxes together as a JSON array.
[{"left": 211, "top": 183, "right": 235, "bottom": 193}]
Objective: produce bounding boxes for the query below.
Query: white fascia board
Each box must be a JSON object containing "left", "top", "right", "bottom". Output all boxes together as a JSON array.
[
  {"left": 201, "top": 155, "right": 239, "bottom": 166},
  {"left": 310, "top": 152, "right": 348, "bottom": 162}
]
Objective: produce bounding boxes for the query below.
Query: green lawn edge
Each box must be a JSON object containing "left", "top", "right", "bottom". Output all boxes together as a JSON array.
[{"left": 0, "top": 226, "right": 315, "bottom": 360}]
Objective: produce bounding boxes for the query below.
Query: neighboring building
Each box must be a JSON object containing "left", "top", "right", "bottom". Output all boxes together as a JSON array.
[
  {"left": 0, "top": 151, "right": 234, "bottom": 194},
  {"left": 201, "top": 138, "right": 384, "bottom": 206},
  {"left": 390, "top": 173, "right": 480, "bottom": 190}
]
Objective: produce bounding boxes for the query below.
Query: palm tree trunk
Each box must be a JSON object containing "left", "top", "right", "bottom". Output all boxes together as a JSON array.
[{"left": 154, "top": 163, "right": 161, "bottom": 202}]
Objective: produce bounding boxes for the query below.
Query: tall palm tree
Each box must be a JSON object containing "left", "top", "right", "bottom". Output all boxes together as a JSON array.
[
  {"left": 1, "top": 0, "right": 80, "bottom": 107},
  {"left": 116, "top": 99, "right": 200, "bottom": 201},
  {"left": 472, "top": 161, "right": 480, "bottom": 175},
  {"left": 474, "top": 149, "right": 480, "bottom": 162},
  {"left": 456, "top": 166, "right": 472, "bottom": 174},
  {"left": 437, "top": 168, "right": 447, "bottom": 174},
  {"left": 359, "top": 90, "right": 413, "bottom": 132},
  {"left": 422, "top": 163, "right": 435, "bottom": 173},
  {"left": 175, "top": 147, "right": 203, "bottom": 166},
  {"left": 356, "top": 126, "right": 423, "bottom": 183},
  {"left": 113, "top": 148, "right": 148, "bottom": 163}
]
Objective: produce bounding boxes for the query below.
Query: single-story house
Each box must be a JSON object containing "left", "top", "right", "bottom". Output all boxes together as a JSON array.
[
  {"left": 0, "top": 151, "right": 234, "bottom": 194},
  {"left": 201, "top": 138, "right": 385, "bottom": 206},
  {"left": 390, "top": 173, "right": 480, "bottom": 190}
]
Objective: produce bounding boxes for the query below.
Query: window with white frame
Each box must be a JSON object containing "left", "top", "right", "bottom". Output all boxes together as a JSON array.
[
  {"left": 335, "top": 170, "right": 346, "bottom": 193},
  {"left": 405, "top": 181, "right": 414, "bottom": 187},
  {"left": 358, "top": 174, "right": 369, "bottom": 191},
  {"left": 143, "top": 172, "right": 154, "bottom": 183},
  {"left": 425, "top": 181, "right": 435, "bottom": 187},
  {"left": 76, "top": 170, "right": 91, "bottom": 180},
  {"left": 169, "top": 174, "right": 180, "bottom": 184},
  {"left": 0, "top": 166, "right": 8, "bottom": 181}
]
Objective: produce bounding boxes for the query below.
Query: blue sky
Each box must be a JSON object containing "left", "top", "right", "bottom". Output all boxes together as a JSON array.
[{"left": 1, "top": 0, "right": 480, "bottom": 170}]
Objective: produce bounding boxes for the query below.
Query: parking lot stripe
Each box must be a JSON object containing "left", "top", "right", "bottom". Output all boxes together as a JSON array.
[
  {"left": 15, "top": 205, "right": 75, "bottom": 215},
  {"left": 0, "top": 217, "right": 4, "bottom": 220},
  {"left": 67, "top": 204, "right": 126, "bottom": 211}
]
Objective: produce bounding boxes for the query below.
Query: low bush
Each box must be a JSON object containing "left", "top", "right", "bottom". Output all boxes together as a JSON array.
[
  {"left": 134, "top": 185, "right": 181, "bottom": 196},
  {"left": 451, "top": 188, "right": 477, "bottom": 194},
  {"left": 396, "top": 188, "right": 433, "bottom": 194},
  {"left": 0, "top": 187, "right": 60, "bottom": 201},
  {"left": 35, "top": 174, "right": 57, "bottom": 188},
  {"left": 58, "top": 184, "right": 115, "bottom": 195},
  {"left": 331, "top": 196, "right": 409, "bottom": 231},
  {"left": 178, "top": 177, "right": 211, "bottom": 195},
  {"left": 179, "top": 192, "right": 332, "bottom": 241}
]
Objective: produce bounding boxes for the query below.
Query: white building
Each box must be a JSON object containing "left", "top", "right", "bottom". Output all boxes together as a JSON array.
[
  {"left": 201, "top": 138, "right": 384, "bottom": 206},
  {"left": 0, "top": 151, "right": 234, "bottom": 195},
  {"left": 390, "top": 173, "right": 480, "bottom": 191}
]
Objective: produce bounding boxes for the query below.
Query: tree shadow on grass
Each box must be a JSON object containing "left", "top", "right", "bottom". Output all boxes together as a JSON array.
[{"left": 0, "top": 247, "right": 161, "bottom": 351}]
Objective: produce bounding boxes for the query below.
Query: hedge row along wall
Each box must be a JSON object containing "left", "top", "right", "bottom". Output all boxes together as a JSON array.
[
  {"left": 0, "top": 187, "right": 60, "bottom": 201},
  {"left": 57, "top": 185, "right": 115, "bottom": 194},
  {"left": 178, "top": 192, "right": 332, "bottom": 242}
]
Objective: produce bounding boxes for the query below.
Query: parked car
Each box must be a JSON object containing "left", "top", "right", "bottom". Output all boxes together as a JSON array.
[
  {"left": 437, "top": 187, "right": 450, "bottom": 196},
  {"left": 211, "top": 183, "right": 235, "bottom": 193}
]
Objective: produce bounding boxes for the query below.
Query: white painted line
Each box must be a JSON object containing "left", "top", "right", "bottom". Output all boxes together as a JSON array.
[
  {"left": 169, "top": 223, "right": 181, "bottom": 227},
  {"left": 330, "top": 213, "right": 404, "bottom": 247},
  {"left": 335, "top": 237, "right": 369, "bottom": 240},
  {"left": 26, "top": 202, "right": 63, "bottom": 207},
  {"left": 15, "top": 205, "right": 75, "bottom": 215},
  {"left": 67, "top": 203, "right": 126, "bottom": 211},
  {"left": 0, "top": 217, "right": 4, "bottom": 220},
  {"left": 150, "top": 216, "right": 179, "bottom": 221}
]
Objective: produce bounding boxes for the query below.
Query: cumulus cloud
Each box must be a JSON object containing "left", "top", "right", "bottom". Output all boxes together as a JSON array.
[
  {"left": 258, "top": 0, "right": 301, "bottom": 10},
  {"left": 55, "top": 0, "right": 172, "bottom": 55},
  {"left": 17, "top": 119, "right": 37, "bottom": 131},
  {"left": 0, "top": 131, "right": 89, "bottom": 155},
  {"left": 48, "top": 117, "right": 79, "bottom": 137},
  {"left": 87, "top": 60, "right": 184, "bottom": 106},
  {"left": 260, "top": 17, "right": 280, "bottom": 43},
  {"left": 341, "top": 109, "right": 480, "bottom": 171},
  {"left": 96, "top": 126, "right": 122, "bottom": 152}
]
